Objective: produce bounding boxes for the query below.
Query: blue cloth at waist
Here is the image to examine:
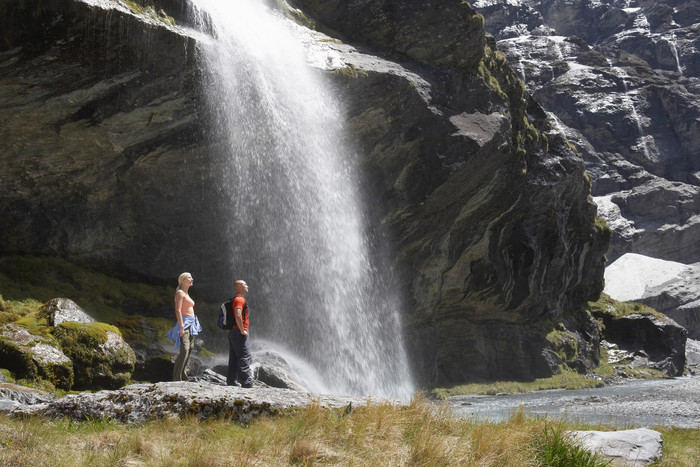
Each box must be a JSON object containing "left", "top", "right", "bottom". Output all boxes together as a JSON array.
[{"left": 167, "top": 315, "right": 202, "bottom": 351}]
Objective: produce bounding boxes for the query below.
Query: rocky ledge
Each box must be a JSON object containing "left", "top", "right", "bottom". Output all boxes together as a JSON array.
[{"left": 5, "top": 380, "right": 390, "bottom": 424}]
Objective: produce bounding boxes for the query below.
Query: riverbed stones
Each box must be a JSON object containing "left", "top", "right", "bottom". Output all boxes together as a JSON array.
[{"left": 569, "top": 428, "right": 663, "bottom": 466}]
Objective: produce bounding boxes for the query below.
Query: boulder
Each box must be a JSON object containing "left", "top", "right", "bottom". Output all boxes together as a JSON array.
[
  {"left": 0, "top": 324, "right": 73, "bottom": 390},
  {"left": 593, "top": 311, "right": 687, "bottom": 376},
  {"left": 38, "top": 298, "right": 95, "bottom": 326},
  {"left": 253, "top": 351, "right": 307, "bottom": 392},
  {"left": 0, "top": 382, "right": 56, "bottom": 414},
  {"left": 118, "top": 316, "right": 177, "bottom": 383},
  {"left": 569, "top": 428, "right": 663, "bottom": 466},
  {"left": 53, "top": 322, "right": 136, "bottom": 389},
  {"left": 604, "top": 253, "right": 700, "bottom": 340},
  {"left": 686, "top": 338, "right": 700, "bottom": 375}
]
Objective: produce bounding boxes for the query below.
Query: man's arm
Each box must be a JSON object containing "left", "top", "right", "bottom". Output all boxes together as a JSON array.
[{"left": 234, "top": 307, "right": 248, "bottom": 337}]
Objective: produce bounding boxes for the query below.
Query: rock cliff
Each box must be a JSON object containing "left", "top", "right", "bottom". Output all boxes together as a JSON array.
[
  {"left": 0, "top": 0, "right": 608, "bottom": 387},
  {"left": 472, "top": 0, "right": 700, "bottom": 264}
]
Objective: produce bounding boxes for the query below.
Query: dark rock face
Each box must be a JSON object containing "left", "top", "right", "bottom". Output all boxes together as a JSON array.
[
  {"left": 595, "top": 312, "right": 687, "bottom": 377},
  {"left": 289, "top": 0, "right": 486, "bottom": 70},
  {"left": 0, "top": 0, "right": 225, "bottom": 289},
  {"left": 473, "top": 0, "right": 700, "bottom": 265},
  {"left": 0, "top": 0, "right": 608, "bottom": 387},
  {"left": 303, "top": 0, "right": 608, "bottom": 385}
]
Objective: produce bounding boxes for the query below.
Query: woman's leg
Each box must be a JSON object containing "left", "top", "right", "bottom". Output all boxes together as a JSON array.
[{"left": 173, "top": 329, "right": 191, "bottom": 381}]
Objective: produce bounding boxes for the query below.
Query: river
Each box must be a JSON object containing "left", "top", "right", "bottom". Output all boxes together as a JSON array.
[{"left": 447, "top": 376, "right": 700, "bottom": 428}]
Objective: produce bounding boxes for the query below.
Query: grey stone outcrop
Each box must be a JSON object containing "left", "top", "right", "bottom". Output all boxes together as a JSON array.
[
  {"left": 9, "top": 381, "right": 393, "bottom": 424},
  {"left": 569, "top": 428, "right": 663, "bottom": 466},
  {"left": 0, "top": 324, "right": 73, "bottom": 390},
  {"left": 636, "top": 264, "right": 700, "bottom": 340}
]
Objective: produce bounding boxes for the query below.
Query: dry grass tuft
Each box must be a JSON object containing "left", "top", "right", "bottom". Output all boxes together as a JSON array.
[{"left": 0, "top": 399, "right": 698, "bottom": 466}]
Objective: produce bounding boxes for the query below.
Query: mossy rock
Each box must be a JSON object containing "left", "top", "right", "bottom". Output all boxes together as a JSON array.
[
  {"left": 0, "top": 323, "right": 73, "bottom": 390},
  {"left": 53, "top": 322, "right": 136, "bottom": 390}
]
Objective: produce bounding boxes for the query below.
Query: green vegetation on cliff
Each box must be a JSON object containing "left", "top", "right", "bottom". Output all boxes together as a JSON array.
[{"left": 0, "top": 255, "right": 172, "bottom": 324}]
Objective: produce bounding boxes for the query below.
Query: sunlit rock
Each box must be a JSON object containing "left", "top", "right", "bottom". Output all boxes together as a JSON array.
[
  {"left": 38, "top": 298, "right": 95, "bottom": 327},
  {"left": 0, "top": 324, "right": 73, "bottom": 390}
]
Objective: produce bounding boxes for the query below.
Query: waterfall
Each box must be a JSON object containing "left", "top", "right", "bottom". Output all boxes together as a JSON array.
[
  {"left": 668, "top": 33, "right": 683, "bottom": 75},
  {"left": 612, "top": 67, "right": 654, "bottom": 161},
  {"left": 186, "top": 0, "right": 414, "bottom": 400}
]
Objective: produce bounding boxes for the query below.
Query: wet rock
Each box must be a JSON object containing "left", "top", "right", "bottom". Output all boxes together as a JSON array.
[
  {"left": 117, "top": 316, "right": 176, "bottom": 383},
  {"left": 288, "top": 0, "right": 486, "bottom": 70},
  {"left": 569, "top": 428, "right": 663, "bottom": 466},
  {"left": 0, "top": 324, "right": 73, "bottom": 390},
  {"left": 38, "top": 298, "right": 95, "bottom": 327},
  {"left": 686, "top": 338, "right": 700, "bottom": 374},
  {"left": 10, "top": 381, "right": 393, "bottom": 424},
  {"left": 192, "top": 368, "right": 227, "bottom": 386}
]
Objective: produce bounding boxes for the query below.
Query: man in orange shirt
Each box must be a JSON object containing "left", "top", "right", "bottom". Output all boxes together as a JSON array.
[{"left": 227, "top": 279, "right": 254, "bottom": 388}]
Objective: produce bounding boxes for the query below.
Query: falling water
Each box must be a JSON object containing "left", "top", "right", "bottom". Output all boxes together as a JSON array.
[
  {"left": 186, "top": 0, "right": 414, "bottom": 400},
  {"left": 612, "top": 66, "right": 653, "bottom": 160},
  {"left": 668, "top": 33, "right": 683, "bottom": 75}
]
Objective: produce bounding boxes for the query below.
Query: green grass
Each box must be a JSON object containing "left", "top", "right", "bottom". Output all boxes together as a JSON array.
[
  {"left": 532, "top": 422, "right": 610, "bottom": 467},
  {"left": 588, "top": 293, "right": 667, "bottom": 321},
  {"left": 431, "top": 368, "right": 604, "bottom": 399}
]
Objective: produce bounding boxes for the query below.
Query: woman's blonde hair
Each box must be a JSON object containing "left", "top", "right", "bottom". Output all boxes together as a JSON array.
[{"left": 176, "top": 272, "right": 192, "bottom": 291}]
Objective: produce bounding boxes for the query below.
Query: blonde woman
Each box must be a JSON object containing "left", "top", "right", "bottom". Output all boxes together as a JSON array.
[{"left": 167, "top": 272, "right": 202, "bottom": 381}]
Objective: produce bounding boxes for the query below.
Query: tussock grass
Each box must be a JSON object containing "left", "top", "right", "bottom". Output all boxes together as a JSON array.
[
  {"left": 656, "top": 427, "right": 700, "bottom": 467},
  {"left": 7, "top": 397, "right": 692, "bottom": 466}
]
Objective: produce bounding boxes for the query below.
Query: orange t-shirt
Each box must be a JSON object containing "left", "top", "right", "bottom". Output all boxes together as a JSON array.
[{"left": 232, "top": 295, "right": 249, "bottom": 331}]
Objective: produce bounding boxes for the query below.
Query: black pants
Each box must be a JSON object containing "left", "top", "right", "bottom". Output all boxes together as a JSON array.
[{"left": 227, "top": 329, "right": 253, "bottom": 387}]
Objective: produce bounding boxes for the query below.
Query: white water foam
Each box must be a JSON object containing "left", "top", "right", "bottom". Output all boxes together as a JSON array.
[{"left": 187, "top": 0, "right": 414, "bottom": 400}]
